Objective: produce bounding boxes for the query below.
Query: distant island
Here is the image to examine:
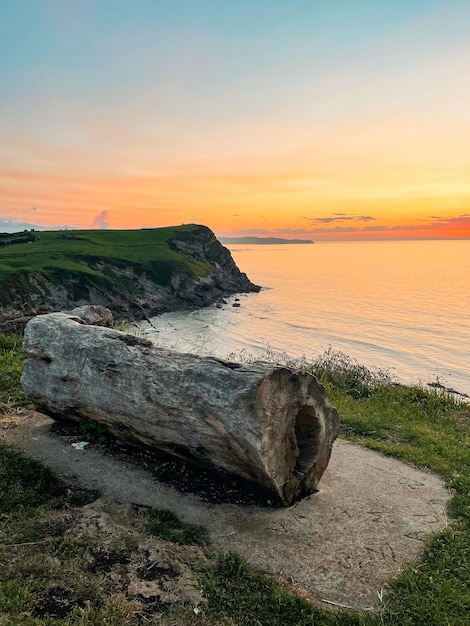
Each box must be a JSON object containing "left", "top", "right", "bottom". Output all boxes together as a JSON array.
[{"left": 219, "top": 237, "right": 314, "bottom": 245}]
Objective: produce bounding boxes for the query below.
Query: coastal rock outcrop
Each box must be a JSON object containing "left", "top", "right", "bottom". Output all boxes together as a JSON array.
[
  {"left": 0, "top": 225, "right": 260, "bottom": 334},
  {"left": 21, "top": 309, "right": 340, "bottom": 505}
]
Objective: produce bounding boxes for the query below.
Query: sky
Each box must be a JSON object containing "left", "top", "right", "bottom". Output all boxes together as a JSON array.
[{"left": 1, "top": 0, "right": 470, "bottom": 240}]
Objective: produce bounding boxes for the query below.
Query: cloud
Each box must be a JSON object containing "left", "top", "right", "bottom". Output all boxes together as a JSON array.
[
  {"left": 274, "top": 228, "right": 312, "bottom": 235},
  {"left": 385, "top": 215, "right": 470, "bottom": 232},
  {"left": 0, "top": 219, "right": 39, "bottom": 233},
  {"left": 310, "top": 226, "right": 357, "bottom": 233},
  {"left": 7, "top": 206, "right": 40, "bottom": 215},
  {"left": 91, "top": 210, "right": 109, "bottom": 229},
  {"left": 363, "top": 225, "right": 389, "bottom": 231},
  {"left": 304, "top": 214, "right": 375, "bottom": 224},
  {"left": 308, "top": 217, "right": 338, "bottom": 224},
  {"left": 428, "top": 213, "right": 470, "bottom": 225},
  {"left": 0, "top": 217, "right": 74, "bottom": 233},
  {"left": 390, "top": 224, "right": 425, "bottom": 231},
  {"left": 230, "top": 228, "right": 272, "bottom": 235}
]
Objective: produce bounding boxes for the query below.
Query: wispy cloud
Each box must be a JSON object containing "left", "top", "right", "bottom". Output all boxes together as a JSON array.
[
  {"left": 389, "top": 214, "right": 470, "bottom": 232},
  {"left": 429, "top": 213, "right": 470, "bottom": 225},
  {"left": 0, "top": 217, "right": 75, "bottom": 233},
  {"left": 7, "top": 206, "right": 39, "bottom": 215},
  {"left": 0, "top": 218, "right": 39, "bottom": 233},
  {"left": 304, "top": 214, "right": 376, "bottom": 224},
  {"left": 226, "top": 212, "right": 470, "bottom": 240},
  {"left": 230, "top": 228, "right": 272, "bottom": 236},
  {"left": 310, "top": 226, "right": 357, "bottom": 233},
  {"left": 363, "top": 225, "right": 389, "bottom": 231},
  {"left": 274, "top": 228, "right": 312, "bottom": 235}
]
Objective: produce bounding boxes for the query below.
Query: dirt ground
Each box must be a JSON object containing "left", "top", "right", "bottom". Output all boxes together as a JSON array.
[{"left": 3, "top": 411, "right": 450, "bottom": 611}]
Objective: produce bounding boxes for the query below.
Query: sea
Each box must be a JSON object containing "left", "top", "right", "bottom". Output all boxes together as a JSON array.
[{"left": 133, "top": 240, "right": 470, "bottom": 397}]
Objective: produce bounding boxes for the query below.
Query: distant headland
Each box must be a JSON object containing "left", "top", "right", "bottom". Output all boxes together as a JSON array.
[{"left": 219, "top": 237, "right": 314, "bottom": 245}]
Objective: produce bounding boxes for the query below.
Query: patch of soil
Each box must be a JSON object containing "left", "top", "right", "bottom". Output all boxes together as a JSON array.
[
  {"left": 39, "top": 514, "right": 77, "bottom": 537},
  {"left": 0, "top": 409, "right": 28, "bottom": 433},
  {"left": 457, "top": 409, "right": 470, "bottom": 424},
  {"left": 31, "top": 586, "right": 90, "bottom": 619},
  {"left": 87, "top": 546, "right": 132, "bottom": 573},
  {"left": 72, "top": 500, "right": 207, "bottom": 613},
  {"left": 50, "top": 420, "right": 278, "bottom": 507},
  {"left": 136, "top": 561, "right": 179, "bottom": 582}
]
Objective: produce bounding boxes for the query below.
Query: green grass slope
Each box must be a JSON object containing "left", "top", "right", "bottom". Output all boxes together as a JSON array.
[
  {"left": 1, "top": 223, "right": 260, "bottom": 334},
  {"left": 0, "top": 226, "right": 211, "bottom": 305}
]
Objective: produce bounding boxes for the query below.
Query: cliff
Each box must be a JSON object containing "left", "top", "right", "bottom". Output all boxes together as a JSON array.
[{"left": 0, "top": 224, "right": 260, "bottom": 334}]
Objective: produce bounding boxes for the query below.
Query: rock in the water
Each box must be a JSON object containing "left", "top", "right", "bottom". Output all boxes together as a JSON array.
[{"left": 21, "top": 311, "right": 340, "bottom": 505}]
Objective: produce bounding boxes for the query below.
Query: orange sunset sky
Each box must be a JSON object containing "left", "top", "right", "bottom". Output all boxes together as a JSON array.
[{"left": 1, "top": 1, "right": 470, "bottom": 240}]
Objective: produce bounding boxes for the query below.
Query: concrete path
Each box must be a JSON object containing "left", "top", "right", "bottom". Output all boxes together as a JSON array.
[{"left": 4, "top": 412, "right": 449, "bottom": 610}]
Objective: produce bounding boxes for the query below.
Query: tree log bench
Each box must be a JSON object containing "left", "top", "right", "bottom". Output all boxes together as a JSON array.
[{"left": 21, "top": 307, "right": 340, "bottom": 505}]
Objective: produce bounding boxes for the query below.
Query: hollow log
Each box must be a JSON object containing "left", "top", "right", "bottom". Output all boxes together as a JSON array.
[{"left": 21, "top": 309, "right": 340, "bottom": 505}]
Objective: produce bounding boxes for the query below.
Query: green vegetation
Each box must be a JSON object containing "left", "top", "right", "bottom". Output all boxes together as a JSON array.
[
  {"left": 0, "top": 230, "right": 36, "bottom": 246},
  {"left": 0, "top": 445, "right": 104, "bottom": 624},
  {"left": 0, "top": 226, "right": 211, "bottom": 306},
  {"left": 0, "top": 334, "right": 28, "bottom": 411},
  {"left": 0, "top": 337, "right": 469, "bottom": 624},
  {"left": 79, "top": 420, "right": 109, "bottom": 443},
  {"left": 146, "top": 508, "right": 208, "bottom": 546},
  {"left": 202, "top": 553, "right": 364, "bottom": 626},
  {"left": 307, "top": 348, "right": 470, "bottom": 502}
]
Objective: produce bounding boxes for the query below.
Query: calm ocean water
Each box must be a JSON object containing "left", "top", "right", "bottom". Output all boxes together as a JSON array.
[{"left": 136, "top": 240, "right": 470, "bottom": 396}]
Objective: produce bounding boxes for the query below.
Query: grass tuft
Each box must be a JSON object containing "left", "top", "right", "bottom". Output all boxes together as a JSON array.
[
  {"left": 0, "top": 445, "right": 97, "bottom": 514},
  {"left": 146, "top": 508, "right": 208, "bottom": 546},
  {"left": 309, "top": 346, "right": 392, "bottom": 399},
  {"left": 201, "top": 553, "right": 366, "bottom": 626},
  {"left": 0, "top": 334, "right": 28, "bottom": 411},
  {"left": 0, "top": 445, "right": 63, "bottom": 512}
]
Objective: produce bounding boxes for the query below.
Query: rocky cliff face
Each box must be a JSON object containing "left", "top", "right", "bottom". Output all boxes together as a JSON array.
[{"left": 0, "top": 225, "right": 260, "bottom": 334}]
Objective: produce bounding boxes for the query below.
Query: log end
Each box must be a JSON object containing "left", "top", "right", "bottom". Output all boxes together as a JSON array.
[{"left": 257, "top": 369, "right": 340, "bottom": 505}]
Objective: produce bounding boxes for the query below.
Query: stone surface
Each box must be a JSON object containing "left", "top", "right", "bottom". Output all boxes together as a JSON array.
[
  {"left": 21, "top": 311, "right": 340, "bottom": 505},
  {"left": 69, "top": 305, "right": 114, "bottom": 327}
]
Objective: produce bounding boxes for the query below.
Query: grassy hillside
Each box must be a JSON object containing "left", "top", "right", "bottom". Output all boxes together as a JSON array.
[{"left": 0, "top": 226, "right": 211, "bottom": 292}]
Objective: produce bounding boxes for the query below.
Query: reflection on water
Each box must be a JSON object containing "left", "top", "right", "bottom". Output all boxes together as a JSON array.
[{"left": 134, "top": 240, "right": 470, "bottom": 396}]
